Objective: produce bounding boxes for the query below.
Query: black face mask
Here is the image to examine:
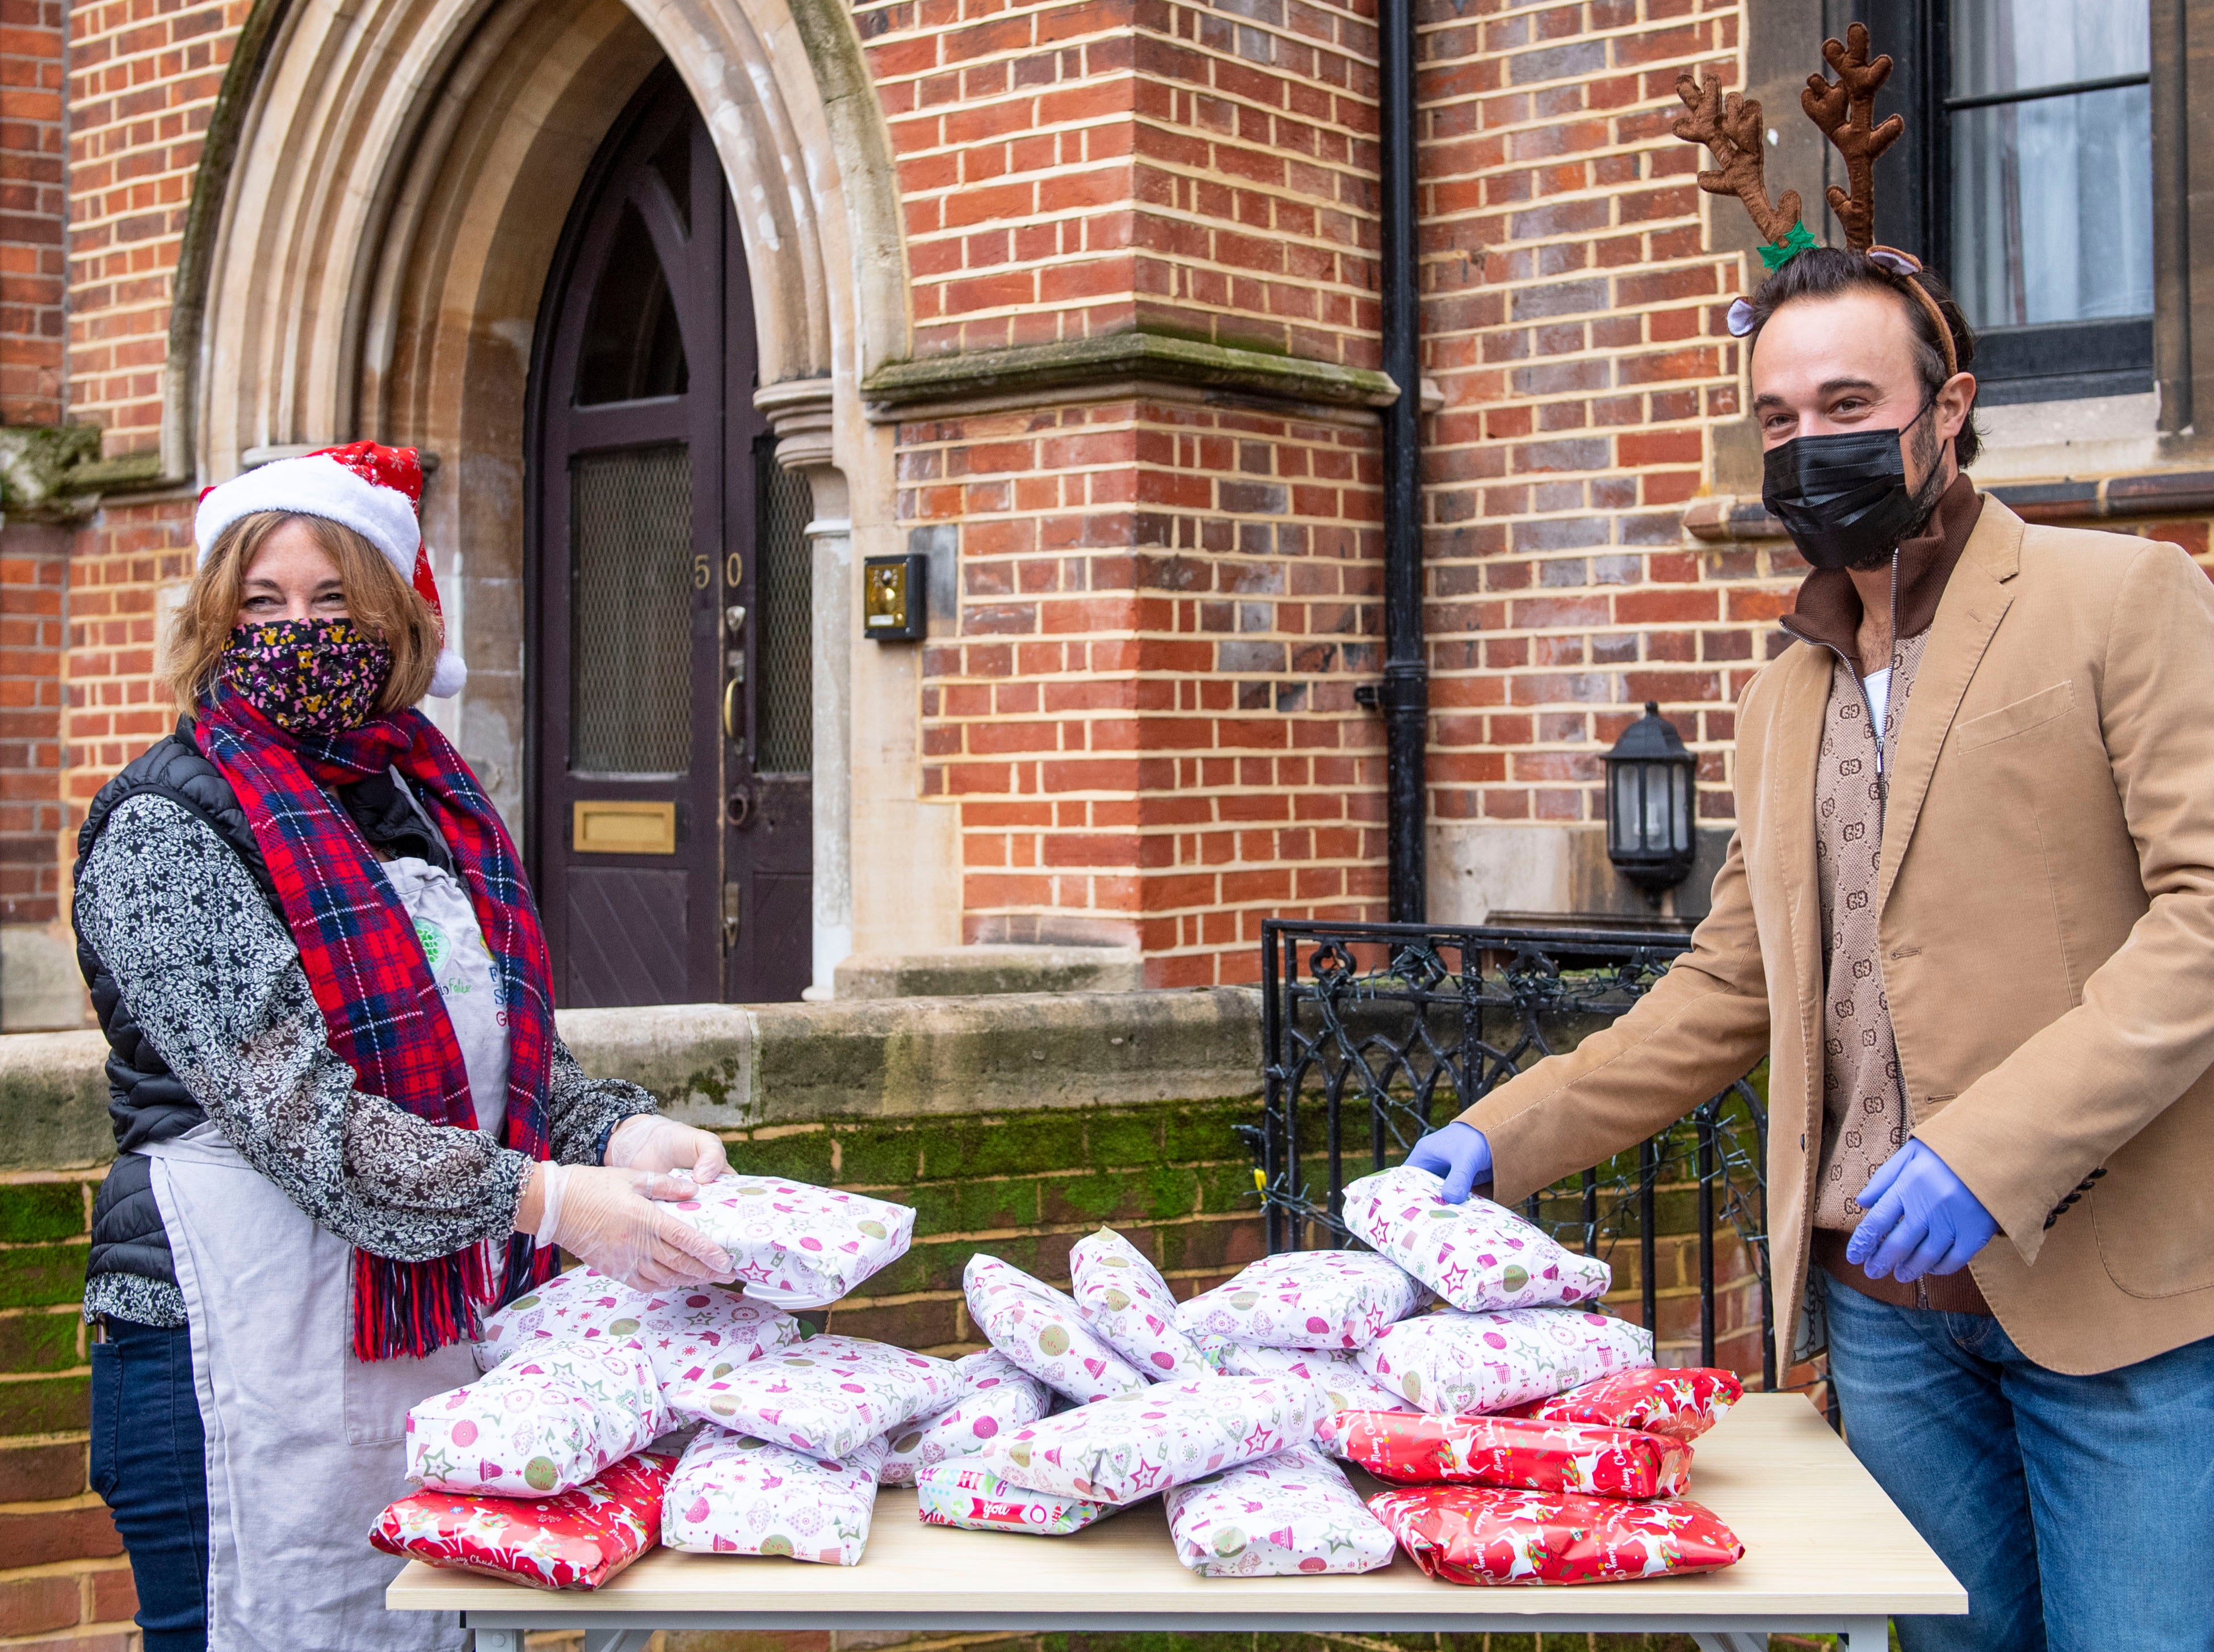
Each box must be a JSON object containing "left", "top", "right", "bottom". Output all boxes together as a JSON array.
[{"left": 1762, "top": 402, "right": 1948, "bottom": 571}]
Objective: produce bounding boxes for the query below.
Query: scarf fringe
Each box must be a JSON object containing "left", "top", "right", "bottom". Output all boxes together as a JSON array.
[
  {"left": 351, "top": 1243, "right": 495, "bottom": 1363},
  {"left": 349, "top": 1236, "right": 562, "bottom": 1362}
]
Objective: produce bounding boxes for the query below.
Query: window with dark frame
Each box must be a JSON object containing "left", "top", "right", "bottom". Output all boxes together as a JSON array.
[{"left": 1828, "top": 1, "right": 2156, "bottom": 406}]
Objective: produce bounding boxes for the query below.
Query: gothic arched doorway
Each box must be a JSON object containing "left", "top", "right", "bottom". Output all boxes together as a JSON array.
[{"left": 527, "top": 65, "right": 814, "bottom": 1007}]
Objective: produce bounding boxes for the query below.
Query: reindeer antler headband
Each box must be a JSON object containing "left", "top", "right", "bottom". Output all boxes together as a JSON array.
[{"left": 1674, "top": 22, "right": 1958, "bottom": 377}]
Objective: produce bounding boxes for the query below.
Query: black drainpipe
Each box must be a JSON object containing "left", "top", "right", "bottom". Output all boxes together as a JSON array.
[{"left": 1377, "top": 0, "right": 1427, "bottom": 922}]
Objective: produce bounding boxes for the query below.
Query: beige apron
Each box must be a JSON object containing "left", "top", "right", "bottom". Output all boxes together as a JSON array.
[{"left": 144, "top": 1124, "right": 478, "bottom": 1652}]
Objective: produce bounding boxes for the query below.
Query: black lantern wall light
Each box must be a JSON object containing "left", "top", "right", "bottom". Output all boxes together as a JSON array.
[{"left": 1602, "top": 702, "right": 1697, "bottom": 899}]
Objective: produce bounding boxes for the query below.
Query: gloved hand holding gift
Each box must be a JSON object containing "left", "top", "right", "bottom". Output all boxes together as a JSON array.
[
  {"left": 520, "top": 1163, "right": 733, "bottom": 1294},
  {"left": 658, "top": 1176, "right": 916, "bottom": 1309},
  {"left": 606, "top": 1114, "right": 734, "bottom": 1184}
]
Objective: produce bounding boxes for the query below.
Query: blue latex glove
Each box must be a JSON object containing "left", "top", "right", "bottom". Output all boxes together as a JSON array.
[
  {"left": 1846, "top": 1139, "right": 1998, "bottom": 1284},
  {"left": 1406, "top": 1121, "right": 1493, "bottom": 1205}
]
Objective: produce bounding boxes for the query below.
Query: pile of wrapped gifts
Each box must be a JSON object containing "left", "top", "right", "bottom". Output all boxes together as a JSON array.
[{"left": 371, "top": 1162, "right": 1747, "bottom": 1590}]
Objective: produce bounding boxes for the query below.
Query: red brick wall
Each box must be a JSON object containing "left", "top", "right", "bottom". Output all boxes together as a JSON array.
[
  {"left": 62, "top": 498, "right": 190, "bottom": 831},
  {"left": 859, "top": 0, "right": 1382, "bottom": 369},
  {"left": 66, "top": 0, "right": 242, "bottom": 455},
  {"left": 1417, "top": 1, "right": 1751, "bottom": 836},
  {"left": 0, "top": 524, "right": 70, "bottom": 926},
  {"left": 866, "top": 0, "right": 1397, "bottom": 982},
  {"left": 0, "top": 0, "right": 67, "bottom": 425},
  {"left": 910, "top": 393, "right": 1387, "bottom": 986}
]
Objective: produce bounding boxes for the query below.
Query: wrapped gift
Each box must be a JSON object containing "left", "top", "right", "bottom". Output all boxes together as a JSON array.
[
  {"left": 407, "top": 1339, "right": 668, "bottom": 1497},
  {"left": 1175, "top": 1250, "right": 1422, "bottom": 1351},
  {"left": 663, "top": 1334, "right": 957, "bottom": 1460},
  {"left": 1164, "top": 1446, "right": 1397, "bottom": 1577},
  {"left": 1367, "top": 1485, "right": 1742, "bottom": 1584},
  {"left": 981, "top": 1373, "right": 1322, "bottom": 1505},
  {"left": 662, "top": 1176, "right": 915, "bottom": 1310},
  {"left": 371, "top": 1451, "right": 675, "bottom": 1590},
  {"left": 476, "top": 1266, "right": 800, "bottom": 1384},
  {"left": 1498, "top": 1367, "right": 1744, "bottom": 1443},
  {"left": 1341, "top": 1166, "right": 1611, "bottom": 1313},
  {"left": 965, "top": 1254, "right": 1149, "bottom": 1403},
  {"left": 1069, "top": 1228, "right": 1211, "bottom": 1378},
  {"left": 1317, "top": 1410, "right": 1691, "bottom": 1498},
  {"left": 914, "top": 1462, "right": 1117, "bottom": 1536},
  {"left": 661, "top": 1427, "right": 887, "bottom": 1564},
  {"left": 1357, "top": 1307, "right": 1651, "bottom": 1416},
  {"left": 880, "top": 1350, "right": 1051, "bottom": 1486},
  {"left": 1208, "top": 1341, "right": 1415, "bottom": 1416}
]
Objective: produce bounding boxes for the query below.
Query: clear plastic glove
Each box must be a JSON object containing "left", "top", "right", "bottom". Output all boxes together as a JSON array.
[
  {"left": 1406, "top": 1120, "right": 1494, "bottom": 1205},
  {"left": 605, "top": 1114, "right": 731, "bottom": 1183},
  {"left": 519, "top": 1162, "right": 732, "bottom": 1292},
  {"left": 1846, "top": 1140, "right": 1998, "bottom": 1284}
]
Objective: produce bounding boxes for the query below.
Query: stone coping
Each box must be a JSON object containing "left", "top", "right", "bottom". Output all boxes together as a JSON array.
[
  {"left": 0, "top": 988, "right": 1263, "bottom": 1171},
  {"left": 862, "top": 333, "right": 1400, "bottom": 414}
]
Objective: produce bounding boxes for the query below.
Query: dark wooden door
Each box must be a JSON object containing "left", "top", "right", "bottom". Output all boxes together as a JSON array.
[{"left": 528, "top": 66, "right": 813, "bottom": 1007}]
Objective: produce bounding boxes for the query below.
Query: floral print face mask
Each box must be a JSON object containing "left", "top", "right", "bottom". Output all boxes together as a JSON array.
[{"left": 221, "top": 618, "right": 393, "bottom": 733}]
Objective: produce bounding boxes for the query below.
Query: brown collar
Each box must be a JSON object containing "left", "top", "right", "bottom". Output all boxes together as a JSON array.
[{"left": 1778, "top": 474, "right": 1986, "bottom": 659}]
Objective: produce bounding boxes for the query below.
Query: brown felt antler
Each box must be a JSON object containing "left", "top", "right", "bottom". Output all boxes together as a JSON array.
[
  {"left": 1803, "top": 22, "right": 1904, "bottom": 251},
  {"left": 1672, "top": 69, "right": 1804, "bottom": 247}
]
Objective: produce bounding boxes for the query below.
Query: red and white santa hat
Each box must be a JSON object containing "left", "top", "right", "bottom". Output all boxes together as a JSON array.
[{"left": 194, "top": 441, "right": 467, "bottom": 698}]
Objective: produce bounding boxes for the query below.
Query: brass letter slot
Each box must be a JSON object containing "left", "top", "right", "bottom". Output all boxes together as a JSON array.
[{"left": 572, "top": 800, "right": 678, "bottom": 856}]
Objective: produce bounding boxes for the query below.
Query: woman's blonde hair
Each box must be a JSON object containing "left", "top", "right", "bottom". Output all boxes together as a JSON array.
[{"left": 159, "top": 511, "right": 443, "bottom": 713}]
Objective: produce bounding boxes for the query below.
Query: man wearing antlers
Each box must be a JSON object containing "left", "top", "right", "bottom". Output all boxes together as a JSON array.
[{"left": 1405, "top": 23, "right": 2214, "bottom": 1651}]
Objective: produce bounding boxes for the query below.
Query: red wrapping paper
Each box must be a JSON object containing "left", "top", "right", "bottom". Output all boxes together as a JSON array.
[
  {"left": 1367, "top": 1484, "right": 1743, "bottom": 1585},
  {"left": 370, "top": 1452, "right": 674, "bottom": 1590},
  {"left": 1496, "top": 1366, "right": 1744, "bottom": 1443},
  {"left": 1317, "top": 1409, "right": 1691, "bottom": 1498}
]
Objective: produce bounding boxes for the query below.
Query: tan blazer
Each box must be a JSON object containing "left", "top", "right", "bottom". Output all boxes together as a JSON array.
[{"left": 1461, "top": 497, "right": 2214, "bottom": 1374}]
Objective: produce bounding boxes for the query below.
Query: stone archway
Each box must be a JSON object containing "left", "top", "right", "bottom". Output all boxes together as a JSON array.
[{"left": 184, "top": 0, "right": 943, "bottom": 991}]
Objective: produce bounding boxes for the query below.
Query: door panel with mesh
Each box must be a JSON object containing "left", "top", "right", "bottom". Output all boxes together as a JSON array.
[
  {"left": 752, "top": 440, "right": 813, "bottom": 776},
  {"left": 529, "top": 65, "right": 812, "bottom": 1008},
  {"left": 570, "top": 445, "right": 694, "bottom": 775}
]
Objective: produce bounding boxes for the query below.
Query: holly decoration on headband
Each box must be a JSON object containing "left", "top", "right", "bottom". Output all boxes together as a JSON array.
[{"left": 1759, "top": 223, "right": 1821, "bottom": 272}]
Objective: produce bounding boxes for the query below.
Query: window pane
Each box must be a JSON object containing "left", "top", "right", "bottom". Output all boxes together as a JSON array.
[
  {"left": 1950, "top": 0, "right": 2147, "bottom": 99},
  {"left": 1950, "top": 84, "right": 2152, "bottom": 328},
  {"left": 575, "top": 203, "right": 689, "bottom": 406},
  {"left": 572, "top": 445, "right": 695, "bottom": 775}
]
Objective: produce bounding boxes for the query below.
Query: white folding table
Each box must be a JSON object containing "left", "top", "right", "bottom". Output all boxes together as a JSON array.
[{"left": 388, "top": 1393, "right": 1965, "bottom": 1652}]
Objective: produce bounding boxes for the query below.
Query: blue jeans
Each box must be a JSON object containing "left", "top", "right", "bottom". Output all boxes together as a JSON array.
[
  {"left": 1823, "top": 1274, "right": 2214, "bottom": 1652},
  {"left": 90, "top": 1319, "right": 209, "bottom": 1652}
]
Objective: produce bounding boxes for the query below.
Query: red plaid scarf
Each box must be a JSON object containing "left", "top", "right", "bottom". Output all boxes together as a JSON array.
[{"left": 195, "top": 690, "right": 560, "bottom": 1359}]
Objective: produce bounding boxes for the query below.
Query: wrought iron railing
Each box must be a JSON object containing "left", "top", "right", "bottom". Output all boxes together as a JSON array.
[{"left": 1246, "top": 918, "right": 1777, "bottom": 1391}]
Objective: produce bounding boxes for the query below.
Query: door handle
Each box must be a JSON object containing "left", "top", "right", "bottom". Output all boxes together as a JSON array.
[
  {"left": 721, "top": 879, "right": 742, "bottom": 948},
  {"left": 722, "top": 676, "right": 739, "bottom": 742}
]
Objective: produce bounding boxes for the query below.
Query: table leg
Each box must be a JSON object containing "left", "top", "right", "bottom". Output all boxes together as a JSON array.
[
  {"left": 582, "top": 1630, "right": 654, "bottom": 1652},
  {"left": 472, "top": 1629, "right": 525, "bottom": 1652},
  {"left": 1692, "top": 1634, "right": 1769, "bottom": 1651},
  {"left": 1839, "top": 1617, "right": 1892, "bottom": 1650}
]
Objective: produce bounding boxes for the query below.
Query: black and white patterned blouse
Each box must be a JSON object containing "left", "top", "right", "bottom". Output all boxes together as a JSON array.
[{"left": 75, "top": 793, "right": 657, "bottom": 1327}]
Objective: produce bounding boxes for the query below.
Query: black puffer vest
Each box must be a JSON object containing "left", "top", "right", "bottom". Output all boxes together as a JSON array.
[
  {"left": 75, "top": 719, "right": 270, "bottom": 1299},
  {"left": 75, "top": 716, "right": 452, "bottom": 1302}
]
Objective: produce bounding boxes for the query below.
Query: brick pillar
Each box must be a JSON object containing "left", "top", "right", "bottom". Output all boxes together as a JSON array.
[{"left": 911, "top": 393, "right": 1388, "bottom": 986}]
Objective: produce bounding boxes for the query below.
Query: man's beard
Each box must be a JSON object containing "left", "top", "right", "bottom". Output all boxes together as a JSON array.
[{"left": 1841, "top": 419, "right": 1947, "bottom": 572}]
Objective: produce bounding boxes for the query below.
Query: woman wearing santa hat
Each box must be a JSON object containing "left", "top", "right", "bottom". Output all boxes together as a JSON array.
[{"left": 72, "top": 443, "right": 729, "bottom": 1652}]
